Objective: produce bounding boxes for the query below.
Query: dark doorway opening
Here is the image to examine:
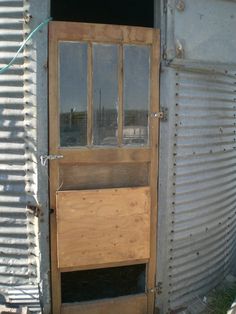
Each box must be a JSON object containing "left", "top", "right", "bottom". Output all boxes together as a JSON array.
[
  {"left": 61, "top": 264, "right": 146, "bottom": 303},
  {"left": 51, "top": 0, "right": 154, "bottom": 27}
]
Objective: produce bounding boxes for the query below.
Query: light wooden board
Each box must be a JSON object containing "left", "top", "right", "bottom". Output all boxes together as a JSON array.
[
  {"left": 147, "top": 28, "right": 160, "bottom": 313},
  {"left": 59, "top": 163, "right": 149, "bottom": 190},
  {"left": 61, "top": 295, "right": 147, "bottom": 314},
  {"left": 56, "top": 187, "right": 150, "bottom": 269},
  {"left": 50, "top": 21, "right": 154, "bottom": 44},
  {"left": 57, "top": 147, "right": 151, "bottom": 164}
]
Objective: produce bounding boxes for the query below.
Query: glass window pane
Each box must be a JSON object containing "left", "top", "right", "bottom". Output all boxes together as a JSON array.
[
  {"left": 123, "top": 45, "right": 150, "bottom": 146},
  {"left": 93, "top": 44, "right": 119, "bottom": 146},
  {"left": 59, "top": 42, "right": 87, "bottom": 147}
]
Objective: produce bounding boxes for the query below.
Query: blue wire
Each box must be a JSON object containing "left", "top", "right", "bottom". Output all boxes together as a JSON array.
[{"left": 0, "top": 17, "right": 52, "bottom": 75}]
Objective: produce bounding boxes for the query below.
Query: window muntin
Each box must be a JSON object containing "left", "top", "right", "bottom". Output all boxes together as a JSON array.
[{"left": 59, "top": 42, "right": 151, "bottom": 148}]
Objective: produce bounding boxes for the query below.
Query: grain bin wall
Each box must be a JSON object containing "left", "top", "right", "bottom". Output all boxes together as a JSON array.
[
  {"left": 157, "top": 1, "right": 236, "bottom": 312},
  {"left": 0, "top": 0, "right": 50, "bottom": 312}
]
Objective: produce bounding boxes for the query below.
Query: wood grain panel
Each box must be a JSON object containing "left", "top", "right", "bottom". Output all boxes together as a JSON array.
[
  {"left": 56, "top": 187, "right": 150, "bottom": 269},
  {"left": 61, "top": 295, "right": 147, "bottom": 314},
  {"left": 59, "top": 163, "right": 149, "bottom": 190}
]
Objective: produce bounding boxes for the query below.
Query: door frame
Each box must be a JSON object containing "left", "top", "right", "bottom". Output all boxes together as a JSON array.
[{"left": 49, "top": 21, "right": 160, "bottom": 314}]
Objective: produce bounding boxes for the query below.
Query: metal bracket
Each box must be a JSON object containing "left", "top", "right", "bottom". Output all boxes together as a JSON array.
[
  {"left": 151, "top": 112, "right": 164, "bottom": 119},
  {"left": 40, "top": 154, "right": 64, "bottom": 166},
  {"left": 27, "top": 204, "right": 41, "bottom": 217}
]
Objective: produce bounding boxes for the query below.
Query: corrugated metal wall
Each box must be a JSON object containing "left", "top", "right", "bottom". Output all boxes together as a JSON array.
[
  {"left": 0, "top": 0, "right": 50, "bottom": 312},
  {"left": 157, "top": 0, "right": 236, "bottom": 313},
  {"left": 157, "top": 66, "right": 236, "bottom": 313},
  {"left": 0, "top": 0, "right": 37, "bottom": 287}
]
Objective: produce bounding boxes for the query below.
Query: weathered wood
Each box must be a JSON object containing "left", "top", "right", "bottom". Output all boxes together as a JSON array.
[
  {"left": 59, "top": 162, "right": 149, "bottom": 190},
  {"left": 57, "top": 187, "right": 150, "bottom": 269},
  {"left": 61, "top": 295, "right": 147, "bottom": 314},
  {"left": 147, "top": 29, "right": 160, "bottom": 314},
  {"left": 60, "top": 258, "right": 148, "bottom": 273},
  {"left": 58, "top": 147, "right": 151, "bottom": 163},
  {"left": 50, "top": 21, "right": 154, "bottom": 44}
]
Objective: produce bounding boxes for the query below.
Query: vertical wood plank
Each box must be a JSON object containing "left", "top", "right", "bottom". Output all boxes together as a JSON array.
[
  {"left": 49, "top": 22, "right": 61, "bottom": 314},
  {"left": 147, "top": 29, "right": 160, "bottom": 314}
]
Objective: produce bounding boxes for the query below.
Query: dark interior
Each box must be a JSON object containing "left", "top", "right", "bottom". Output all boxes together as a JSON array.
[
  {"left": 51, "top": 0, "right": 154, "bottom": 27},
  {"left": 61, "top": 264, "right": 146, "bottom": 303}
]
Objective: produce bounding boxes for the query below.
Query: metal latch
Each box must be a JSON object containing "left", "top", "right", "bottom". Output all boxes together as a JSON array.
[{"left": 40, "top": 154, "right": 64, "bottom": 166}]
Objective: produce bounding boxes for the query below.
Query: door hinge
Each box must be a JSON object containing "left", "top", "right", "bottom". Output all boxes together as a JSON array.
[
  {"left": 148, "top": 282, "right": 163, "bottom": 295},
  {"left": 151, "top": 108, "right": 168, "bottom": 121},
  {"left": 40, "top": 154, "right": 64, "bottom": 166}
]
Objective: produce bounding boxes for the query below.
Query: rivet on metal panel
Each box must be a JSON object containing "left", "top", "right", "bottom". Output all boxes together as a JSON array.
[{"left": 176, "top": 0, "right": 185, "bottom": 12}]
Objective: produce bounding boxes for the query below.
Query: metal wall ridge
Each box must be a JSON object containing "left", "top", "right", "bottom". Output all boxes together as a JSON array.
[{"left": 168, "top": 60, "right": 236, "bottom": 73}]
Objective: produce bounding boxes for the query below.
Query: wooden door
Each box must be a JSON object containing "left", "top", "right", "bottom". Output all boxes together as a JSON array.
[{"left": 49, "top": 22, "right": 160, "bottom": 314}]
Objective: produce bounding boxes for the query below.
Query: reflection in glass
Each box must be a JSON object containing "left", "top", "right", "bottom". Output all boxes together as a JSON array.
[
  {"left": 59, "top": 42, "right": 87, "bottom": 147},
  {"left": 93, "top": 44, "right": 119, "bottom": 145},
  {"left": 123, "top": 45, "right": 150, "bottom": 146}
]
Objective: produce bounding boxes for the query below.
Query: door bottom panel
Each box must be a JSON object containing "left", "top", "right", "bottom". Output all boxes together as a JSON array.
[{"left": 61, "top": 295, "right": 147, "bottom": 314}]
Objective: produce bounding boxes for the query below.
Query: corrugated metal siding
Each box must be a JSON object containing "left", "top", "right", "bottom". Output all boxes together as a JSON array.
[
  {"left": 157, "top": 66, "right": 236, "bottom": 313},
  {"left": 0, "top": 0, "right": 43, "bottom": 312}
]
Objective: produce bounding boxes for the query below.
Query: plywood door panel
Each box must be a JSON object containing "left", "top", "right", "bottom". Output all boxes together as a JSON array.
[
  {"left": 61, "top": 295, "right": 147, "bottom": 314},
  {"left": 56, "top": 187, "right": 150, "bottom": 269}
]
